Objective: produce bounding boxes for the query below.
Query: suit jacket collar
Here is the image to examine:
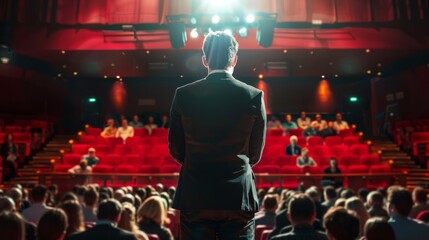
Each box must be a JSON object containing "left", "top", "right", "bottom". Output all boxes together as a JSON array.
[{"left": 205, "top": 72, "right": 235, "bottom": 81}]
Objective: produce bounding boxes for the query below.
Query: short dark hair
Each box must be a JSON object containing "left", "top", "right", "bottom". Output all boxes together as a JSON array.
[
  {"left": 413, "top": 187, "right": 427, "bottom": 203},
  {"left": 364, "top": 217, "right": 395, "bottom": 240},
  {"left": 367, "top": 191, "right": 384, "bottom": 205},
  {"left": 84, "top": 188, "right": 99, "bottom": 207},
  {"left": 0, "top": 211, "right": 25, "bottom": 240},
  {"left": 31, "top": 185, "right": 48, "bottom": 203},
  {"left": 358, "top": 188, "right": 369, "bottom": 201},
  {"left": 202, "top": 31, "right": 238, "bottom": 70},
  {"left": 97, "top": 199, "right": 122, "bottom": 221},
  {"left": 288, "top": 194, "right": 315, "bottom": 223},
  {"left": 0, "top": 196, "right": 15, "bottom": 212},
  {"left": 340, "top": 188, "right": 355, "bottom": 199},
  {"left": 38, "top": 209, "right": 68, "bottom": 240},
  {"left": 323, "top": 207, "right": 360, "bottom": 240},
  {"left": 324, "top": 186, "right": 337, "bottom": 199},
  {"left": 388, "top": 187, "right": 413, "bottom": 216},
  {"left": 262, "top": 194, "right": 278, "bottom": 211}
]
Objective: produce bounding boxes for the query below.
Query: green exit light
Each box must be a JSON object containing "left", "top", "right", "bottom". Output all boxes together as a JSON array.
[
  {"left": 349, "top": 97, "right": 358, "bottom": 102},
  {"left": 88, "top": 98, "right": 96, "bottom": 103}
]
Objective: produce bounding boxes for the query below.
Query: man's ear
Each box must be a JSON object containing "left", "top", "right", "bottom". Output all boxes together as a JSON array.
[
  {"left": 231, "top": 55, "right": 238, "bottom": 67},
  {"left": 202, "top": 56, "right": 209, "bottom": 68}
]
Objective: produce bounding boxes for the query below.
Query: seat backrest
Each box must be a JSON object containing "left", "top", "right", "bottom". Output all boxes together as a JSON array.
[
  {"left": 312, "top": 145, "right": 331, "bottom": 157},
  {"left": 5, "top": 126, "right": 22, "bottom": 133},
  {"left": 63, "top": 153, "right": 82, "bottom": 165},
  {"left": 147, "top": 234, "right": 160, "bottom": 240},
  {"left": 123, "top": 154, "right": 143, "bottom": 165},
  {"left": 331, "top": 145, "right": 349, "bottom": 157},
  {"left": 273, "top": 155, "right": 296, "bottom": 166},
  {"left": 103, "top": 154, "right": 123, "bottom": 165},
  {"left": 360, "top": 154, "right": 380, "bottom": 167},
  {"left": 125, "top": 136, "right": 142, "bottom": 145},
  {"left": 343, "top": 136, "right": 360, "bottom": 146},
  {"left": 347, "top": 165, "right": 369, "bottom": 173},
  {"left": 325, "top": 136, "right": 342, "bottom": 147},
  {"left": 255, "top": 225, "right": 273, "bottom": 240},
  {"left": 369, "top": 164, "right": 390, "bottom": 173},
  {"left": 260, "top": 229, "right": 272, "bottom": 240},
  {"left": 339, "top": 154, "right": 360, "bottom": 167},
  {"left": 79, "top": 135, "right": 96, "bottom": 144},
  {"left": 308, "top": 136, "right": 324, "bottom": 146},
  {"left": 144, "top": 156, "right": 163, "bottom": 165},
  {"left": 134, "top": 128, "right": 149, "bottom": 137},
  {"left": 289, "top": 129, "right": 303, "bottom": 137},
  {"left": 152, "top": 128, "right": 168, "bottom": 137},
  {"left": 281, "top": 166, "right": 301, "bottom": 174},
  {"left": 72, "top": 144, "right": 90, "bottom": 154},
  {"left": 86, "top": 128, "right": 101, "bottom": 137},
  {"left": 350, "top": 144, "right": 369, "bottom": 156},
  {"left": 268, "top": 128, "right": 284, "bottom": 136},
  {"left": 416, "top": 210, "right": 429, "bottom": 223}
]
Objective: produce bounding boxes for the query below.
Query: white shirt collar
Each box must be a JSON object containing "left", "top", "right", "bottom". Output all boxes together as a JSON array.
[{"left": 208, "top": 69, "right": 233, "bottom": 75}]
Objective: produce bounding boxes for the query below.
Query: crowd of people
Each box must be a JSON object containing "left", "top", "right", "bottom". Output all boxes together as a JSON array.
[{"left": 268, "top": 112, "right": 350, "bottom": 138}]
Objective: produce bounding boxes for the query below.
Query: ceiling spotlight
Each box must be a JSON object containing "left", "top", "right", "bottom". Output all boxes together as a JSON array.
[
  {"left": 190, "top": 28, "right": 199, "bottom": 38},
  {"left": 0, "top": 57, "right": 10, "bottom": 64},
  {"left": 190, "top": 17, "right": 197, "bottom": 25},
  {"left": 103, "top": 75, "right": 108, "bottom": 79},
  {"left": 224, "top": 29, "right": 233, "bottom": 36},
  {"left": 238, "top": 27, "right": 248, "bottom": 37},
  {"left": 367, "top": 70, "right": 372, "bottom": 74},
  {"left": 365, "top": 49, "right": 371, "bottom": 53},
  {"left": 283, "top": 49, "right": 288, "bottom": 53},
  {"left": 73, "top": 72, "right": 78, "bottom": 76},
  {"left": 61, "top": 50, "right": 66, "bottom": 54},
  {"left": 57, "top": 73, "right": 62, "bottom": 77},
  {"left": 246, "top": 14, "right": 255, "bottom": 23},
  {"left": 321, "top": 75, "right": 325, "bottom": 79},
  {"left": 212, "top": 15, "right": 220, "bottom": 24},
  {"left": 258, "top": 74, "right": 264, "bottom": 79},
  {"left": 334, "top": 74, "right": 339, "bottom": 78},
  {"left": 116, "top": 75, "right": 121, "bottom": 79},
  {"left": 377, "top": 72, "right": 382, "bottom": 76}
]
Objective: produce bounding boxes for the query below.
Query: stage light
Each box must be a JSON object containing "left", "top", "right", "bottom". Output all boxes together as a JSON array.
[
  {"left": 366, "top": 70, "right": 372, "bottom": 74},
  {"left": 212, "top": 15, "right": 220, "bottom": 24},
  {"left": 73, "top": 72, "right": 78, "bottom": 76},
  {"left": 190, "top": 17, "right": 197, "bottom": 25},
  {"left": 377, "top": 72, "right": 382, "bottom": 76},
  {"left": 258, "top": 74, "right": 264, "bottom": 79},
  {"left": 246, "top": 14, "right": 255, "bottom": 23},
  {"left": 256, "top": 18, "right": 275, "bottom": 48},
  {"left": 238, "top": 27, "right": 248, "bottom": 37},
  {"left": 190, "top": 28, "right": 199, "bottom": 38},
  {"left": 1, "top": 57, "right": 10, "bottom": 64},
  {"left": 168, "top": 21, "right": 187, "bottom": 49},
  {"left": 224, "top": 29, "right": 233, "bottom": 36},
  {"left": 116, "top": 75, "right": 120, "bottom": 79},
  {"left": 321, "top": 75, "right": 325, "bottom": 79}
]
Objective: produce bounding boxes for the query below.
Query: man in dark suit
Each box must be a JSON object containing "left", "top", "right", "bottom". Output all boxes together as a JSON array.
[
  {"left": 168, "top": 31, "right": 266, "bottom": 240},
  {"left": 68, "top": 199, "right": 137, "bottom": 240},
  {"left": 285, "top": 135, "right": 301, "bottom": 156}
]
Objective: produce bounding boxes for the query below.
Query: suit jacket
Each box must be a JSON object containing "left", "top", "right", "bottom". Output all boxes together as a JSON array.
[
  {"left": 68, "top": 223, "right": 137, "bottom": 240},
  {"left": 168, "top": 72, "right": 266, "bottom": 211},
  {"left": 285, "top": 145, "right": 301, "bottom": 156}
]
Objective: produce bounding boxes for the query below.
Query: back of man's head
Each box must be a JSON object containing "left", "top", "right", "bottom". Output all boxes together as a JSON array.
[
  {"left": 83, "top": 187, "right": 99, "bottom": 208},
  {"left": 0, "top": 196, "right": 15, "bottom": 213},
  {"left": 37, "top": 208, "right": 68, "bottom": 240},
  {"left": 202, "top": 31, "right": 238, "bottom": 70},
  {"left": 388, "top": 187, "right": 413, "bottom": 216},
  {"left": 6, "top": 188, "right": 22, "bottom": 208},
  {"left": 412, "top": 187, "right": 427, "bottom": 204},
  {"left": 288, "top": 193, "right": 315, "bottom": 225},
  {"left": 97, "top": 199, "right": 122, "bottom": 222},
  {"left": 340, "top": 188, "right": 355, "bottom": 199},
  {"left": 323, "top": 207, "right": 360, "bottom": 240},
  {"left": 324, "top": 186, "right": 337, "bottom": 200},
  {"left": 31, "top": 185, "right": 47, "bottom": 203},
  {"left": 305, "top": 188, "right": 320, "bottom": 202},
  {"left": 262, "top": 194, "right": 278, "bottom": 212},
  {"left": 367, "top": 191, "right": 384, "bottom": 206}
]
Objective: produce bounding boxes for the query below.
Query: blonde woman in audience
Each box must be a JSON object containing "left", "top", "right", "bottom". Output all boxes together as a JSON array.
[
  {"left": 0, "top": 211, "right": 25, "bottom": 240},
  {"left": 101, "top": 118, "right": 117, "bottom": 138},
  {"left": 118, "top": 202, "right": 149, "bottom": 240},
  {"left": 346, "top": 196, "right": 370, "bottom": 237},
  {"left": 37, "top": 208, "right": 68, "bottom": 240},
  {"left": 59, "top": 200, "right": 85, "bottom": 238},
  {"left": 116, "top": 119, "right": 134, "bottom": 143},
  {"left": 137, "top": 196, "right": 173, "bottom": 240}
]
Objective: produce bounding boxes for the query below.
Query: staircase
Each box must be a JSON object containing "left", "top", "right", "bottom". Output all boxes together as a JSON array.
[
  {"left": 370, "top": 138, "right": 428, "bottom": 189},
  {"left": 3, "top": 135, "right": 75, "bottom": 188}
]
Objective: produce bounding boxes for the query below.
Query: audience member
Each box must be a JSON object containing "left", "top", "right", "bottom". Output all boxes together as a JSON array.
[
  {"left": 145, "top": 116, "right": 158, "bottom": 136},
  {"left": 160, "top": 115, "right": 170, "bottom": 129},
  {"left": 0, "top": 211, "right": 26, "bottom": 240},
  {"left": 345, "top": 197, "right": 369, "bottom": 237},
  {"left": 323, "top": 158, "right": 343, "bottom": 188},
  {"left": 320, "top": 121, "right": 337, "bottom": 138},
  {"left": 272, "top": 194, "right": 328, "bottom": 240},
  {"left": 358, "top": 188, "right": 369, "bottom": 205},
  {"left": 82, "top": 187, "right": 98, "bottom": 222},
  {"left": 22, "top": 185, "right": 52, "bottom": 223},
  {"left": 387, "top": 186, "right": 429, "bottom": 240},
  {"left": 0, "top": 196, "right": 36, "bottom": 240},
  {"left": 323, "top": 207, "right": 360, "bottom": 240},
  {"left": 366, "top": 191, "right": 389, "bottom": 218},
  {"left": 297, "top": 112, "right": 311, "bottom": 130},
  {"left": 6, "top": 187, "right": 24, "bottom": 212},
  {"left": 255, "top": 194, "right": 278, "bottom": 227},
  {"left": 47, "top": 184, "right": 59, "bottom": 206},
  {"left": 81, "top": 148, "right": 99, "bottom": 167},
  {"left": 68, "top": 160, "right": 92, "bottom": 174},
  {"left": 282, "top": 114, "right": 298, "bottom": 130},
  {"left": 296, "top": 148, "right": 317, "bottom": 168},
  {"left": 59, "top": 200, "right": 85, "bottom": 237},
  {"left": 332, "top": 113, "right": 349, "bottom": 133},
  {"left": 37, "top": 208, "right": 68, "bottom": 240},
  {"left": 334, "top": 198, "right": 346, "bottom": 208},
  {"left": 312, "top": 114, "right": 328, "bottom": 130},
  {"left": 304, "top": 122, "right": 322, "bottom": 137},
  {"left": 118, "top": 202, "right": 149, "bottom": 240},
  {"left": 68, "top": 199, "right": 137, "bottom": 240},
  {"left": 137, "top": 196, "right": 173, "bottom": 240},
  {"left": 340, "top": 188, "right": 355, "bottom": 199},
  {"left": 58, "top": 192, "right": 79, "bottom": 206},
  {"left": 100, "top": 118, "right": 117, "bottom": 138},
  {"left": 285, "top": 135, "right": 301, "bottom": 156},
  {"left": 322, "top": 186, "right": 337, "bottom": 209},
  {"left": 1, "top": 133, "right": 19, "bottom": 182},
  {"left": 116, "top": 119, "right": 135, "bottom": 143},
  {"left": 129, "top": 115, "right": 144, "bottom": 129},
  {"left": 267, "top": 115, "right": 283, "bottom": 129},
  {"left": 409, "top": 187, "right": 429, "bottom": 219},
  {"left": 306, "top": 188, "right": 328, "bottom": 220},
  {"left": 362, "top": 217, "right": 395, "bottom": 240}
]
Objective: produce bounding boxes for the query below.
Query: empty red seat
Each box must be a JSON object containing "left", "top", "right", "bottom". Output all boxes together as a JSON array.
[
  {"left": 339, "top": 154, "right": 360, "bottom": 167},
  {"left": 94, "top": 145, "right": 111, "bottom": 155},
  {"left": 86, "top": 128, "right": 101, "bottom": 137},
  {"left": 360, "top": 154, "right": 380, "bottom": 167},
  {"left": 368, "top": 164, "right": 391, "bottom": 188},
  {"left": 55, "top": 164, "right": 72, "bottom": 172},
  {"left": 255, "top": 226, "right": 273, "bottom": 240},
  {"left": 96, "top": 136, "right": 110, "bottom": 145},
  {"left": 134, "top": 128, "right": 149, "bottom": 137},
  {"left": 113, "top": 145, "right": 132, "bottom": 156},
  {"left": 273, "top": 155, "right": 296, "bottom": 166},
  {"left": 79, "top": 135, "right": 96, "bottom": 145},
  {"left": 131, "top": 145, "right": 150, "bottom": 156},
  {"left": 163, "top": 156, "right": 179, "bottom": 165},
  {"left": 312, "top": 146, "right": 331, "bottom": 157},
  {"left": 265, "top": 136, "right": 280, "bottom": 147},
  {"left": 5, "top": 126, "right": 22, "bottom": 133},
  {"left": 280, "top": 166, "right": 301, "bottom": 189},
  {"left": 102, "top": 154, "right": 123, "bottom": 165},
  {"left": 338, "top": 128, "right": 355, "bottom": 137},
  {"left": 254, "top": 165, "right": 280, "bottom": 174},
  {"left": 125, "top": 136, "right": 142, "bottom": 146},
  {"left": 115, "top": 164, "right": 138, "bottom": 173},
  {"left": 325, "top": 136, "right": 342, "bottom": 147},
  {"left": 138, "top": 165, "right": 161, "bottom": 173},
  {"left": 305, "top": 166, "right": 322, "bottom": 174},
  {"left": 343, "top": 136, "right": 360, "bottom": 146},
  {"left": 92, "top": 165, "right": 114, "bottom": 173},
  {"left": 123, "top": 154, "right": 143, "bottom": 165},
  {"left": 14, "top": 133, "right": 31, "bottom": 142},
  {"left": 288, "top": 129, "right": 303, "bottom": 137},
  {"left": 259, "top": 156, "right": 273, "bottom": 166},
  {"left": 72, "top": 144, "right": 90, "bottom": 154},
  {"left": 142, "top": 136, "right": 159, "bottom": 145},
  {"left": 147, "top": 234, "right": 160, "bottom": 240},
  {"left": 63, "top": 153, "right": 82, "bottom": 165},
  {"left": 148, "top": 145, "right": 169, "bottom": 156},
  {"left": 158, "top": 136, "right": 168, "bottom": 145},
  {"left": 162, "top": 164, "right": 181, "bottom": 173},
  {"left": 268, "top": 129, "right": 284, "bottom": 136},
  {"left": 308, "top": 136, "right": 324, "bottom": 147},
  {"left": 350, "top": 144, "right": 369, "bottom": 156},
  {"left": 297, "top": 136, "right": 307, "bottom": 147},
  {"left": 265, "top": 145, "right": 284, "bottom": 156},
  {"left": 331, "top": 145, "right": 349, "bottom": 157},
  {"left": 152, "top": 128, "right": 168, "bottom": 137},
  {"left": 143, "top": 156, "right": 163, "bottom": 166},
  {"left": 347, "top": 165, "right": 369, "bottom": 173}
]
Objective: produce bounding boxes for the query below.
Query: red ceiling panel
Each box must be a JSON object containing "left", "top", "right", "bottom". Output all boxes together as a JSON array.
[
  {"left": 307, "top": 0, "right": 336, "bottom": 23},
  {"left": 278, "top": 0, "right": 308, "bottom": 22},
  {"left": 336, "top": 0, "right": 371, "bottom": 23},
  {"left": 372, "top": 0, "right": 395, "bottom": 22},
  {"left": 78, "top": 0, "right": 107, "bottom": 24},
  {"left": 56, "top": 0, "right": 79, "bottom": 24},
  {"left": 108, "top": 0, "right": 160, "bottom": 24}
]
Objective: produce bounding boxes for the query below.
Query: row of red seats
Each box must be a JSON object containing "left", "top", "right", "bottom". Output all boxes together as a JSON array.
[
  {"left": 267, "top": 128, "right": 355, "bottom": 137},
  {"left": 411, "top": 132, "right": 429, "bottom": 156},
  {"left": 265, "top": 135, "right": 361, "bottom": 147},
  {"left": 85, "top": 127, "right": 168, "bottom": 137},
  {"left": 79, "top": 135, "right": 168, "bottom": 146},
  {"left": 72, "top": 144, "right": 169, "bottom": 156},
  {"left": 263, "top": 144, "right": 369, "bottom": 158}
]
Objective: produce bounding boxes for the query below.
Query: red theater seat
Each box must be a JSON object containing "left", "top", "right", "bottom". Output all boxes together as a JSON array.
[
  {"left": 143, "top": 156, "right": 163, "bottom": 166},
  {"left": 125, "top": 136, "right": 142, "bottom": 146},
  {"left": 131, "top": 145, "right": 150, "bottom": 156},
  {"left": 142, "top": 136, "right": 159, "bottom": 145},
  {"left": 113, "top": 145, "right": 132, "bottom": 156},
  {"left": 268, "top": 129, "right": 284, "bottom": 136},
  {"left": 289, "top": 129, "right": 303, "bottom": 137},
  {"left": 360, "top": 154, "right": 380, "bottom": 167},
  {"left": 347, "top": 165, "right": 369, "bottom": 174},
  {"left": 86, "top": 128, "right": 101, "bottom": 137},
  {"left": 96, "top": 136, "right": 110, "bottom": 145},
  {"left": 308, "top": 136, "right": 324, "bottom": 147},
  {"left": 14, "top": 133, "right": 31, "bottom": 142},
  {"left": 331, "top": 145, "right": 349, "bottom": 157},
  {"left": 264, "top": 145, "right": 284, "bottom": 157},
  {"left": 339, "top": 154, "right": 360, "bottom": 167},
  {"left": 343, "top": 136, "right": 360, "bottom": 146},
  {"left": 55, "top": 164, "right": 72, "bottom": 172},
  {"left": 123, "top": 154, "right": 143, "bottom": 165},
  {"left": 72, "top": 144, "right": 90, "bottom": 154},
  {"left": 103, "top": 154, "right": 123, "bottom": 165},
  {"left": 162, "top": 164, "right": 181, "bottom": 173},
  {"left": 147, "top": 235, "right": 160, "bottom": 240},
  {"left": 158, "top": 136, "right": 168, "bottom": 145},
  {"left": 297, "top": 136, "right": 307, "bottom": 147},
  {"left": 312, "top": 145, "right": 331, "bottom": 157},
  {"left": 134, "top": 128, "right": 149, "bottom": 137},
  {"left": 259, "top": 156, "right": 273, "bottom": 166},
  {"left": 63, "top": 153, "right": 82, "bottom": 165},
  {"left": 163, "top": 156, "right": 179, "bottom": 165},
  {"left": 281, "top": 166, "right": 301, "bottom": 189},
  {"left": 273, "top": 155, "right": 296, "bottom": 166},
  {"left": 152, "top": 128, "right": 168, "bottom": 137},
  {"left": 368, "top": 164, "right": 391, "bottom": 188},
  {"left": 92, "top": 165, "right": 114, "bottom": 173},
  {"left": 5, "top": 126, "right": 22, "bottom": 133},
  {"left": 79, "top": 135, "right": 96, "bottom": 145},
  {"left": 325, "top": 136, "right": 342, "bottom": 147},
  {"left": 115, "top": 164, "right": 138, "bottom": 173},
  {"left": 338, "top": 128, "right": 355, "bottom": 137},
  {"left": 255, "top": 226, "right": 273, "bottom": 240},
  {"left": 94, "top": 145, "right": 111, "bottom": 155},
  {"left": 138, "top": 165, "right": 161, "bottom": 173},
  {"left": 350, "top": 144, "right": 369, "bottom": 156},
  {"left": 149, "top": 145, "right": 169, "bottom": 156}
]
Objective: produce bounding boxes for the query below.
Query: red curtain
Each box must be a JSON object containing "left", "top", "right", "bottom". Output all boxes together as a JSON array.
[{"left": 336, "top": 0, "right": 371, "bottom": 22}]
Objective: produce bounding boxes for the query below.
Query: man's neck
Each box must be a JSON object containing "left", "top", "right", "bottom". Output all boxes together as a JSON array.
[{"left": 208, "top": 67, "right": 233, "bottom": 75}]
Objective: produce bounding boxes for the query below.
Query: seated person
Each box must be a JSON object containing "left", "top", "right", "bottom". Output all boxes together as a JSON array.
[
  {"left": 116, "top": 119, "right": 134, "bottom": 142},
  {"left": 159, "top": 115, "right": 170, "bottom": 129},
  {"left": 267, "top": 115, "right": 283, "bottom": 129},
  {"left": 367, "top": 191, "right": 389, "bottom": 218},
  {"left": 1, "top": 133, "right": 18, "bottom": 182},
  {"left": 81, "top": 148, "right": 99, "bottom": 167},
  {"left": 145, "top": 116, "right": 158, "bottom": 136},
  {"left": 303, "top": 122, "right": 322, "bottom": 138},
  {"left": 285, "top": 135, "right": 301, "bottom": 156},
  {"left": 129, "top": 114, "right": 144, "bottom": 129},
  {"left": 255, "top": 194, "right": 278, "bottom": 227},
  {"left": 100, "top": 118, "right": 117, "bottom": 138},
  {"left": 320, "top": 121, "right": 337, "bottom": 138},
  {"left": 323, "top": 207, "right": 360, "bottom": 240},
  {"left": 322, "top": 158, "right": 343, "bottom": 188},
  {"left": 409, "top": 187, "right": 429, "bottom": 219},
  {"left": 333, "top": 113, "right": 349, "bottom": 133},
  {"left": 68, "top": 160, "right": 92, "bottom": 174},
  {"left": 296, "top": 148, "right": 317, "bottom": 168},
  {"left": 282, "top": 114, "right": 298, "bottom": 130},
  {"left": 297, "top": 111, "right": 311, "bottom": 130},
  {"left": 311, "top": 114, "right": 328, "bottom": 130}
]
